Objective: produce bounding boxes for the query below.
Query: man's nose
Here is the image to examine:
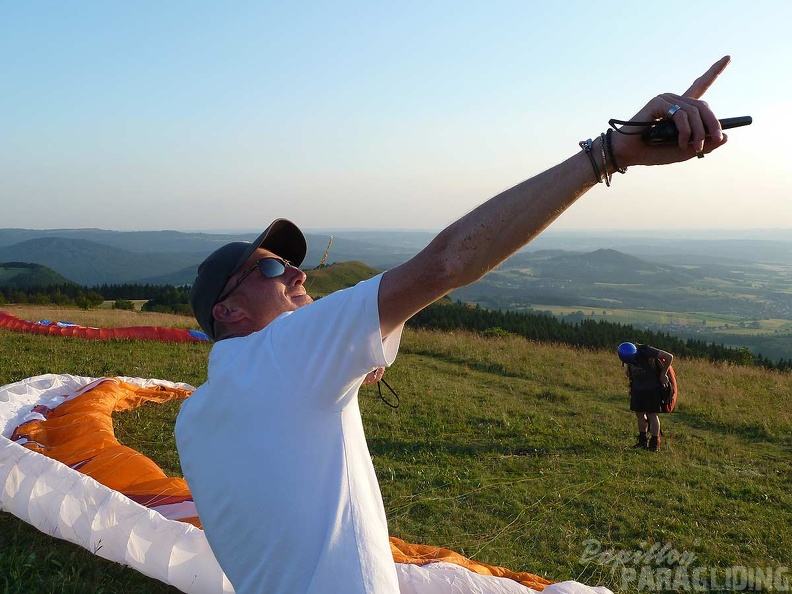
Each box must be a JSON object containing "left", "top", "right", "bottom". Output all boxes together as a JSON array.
[{"left": 286, "top": 264, "right": 307, "bottom": 285}]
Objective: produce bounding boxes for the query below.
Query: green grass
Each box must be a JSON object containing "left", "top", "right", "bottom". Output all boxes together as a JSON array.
[{"left": 1, "top": 322, "right": 791, "bottom": 593}]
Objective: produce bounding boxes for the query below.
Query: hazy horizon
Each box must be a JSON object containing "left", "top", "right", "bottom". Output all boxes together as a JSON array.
[{"left": 3, "top": 225, "right": 792, "bottom": 242}]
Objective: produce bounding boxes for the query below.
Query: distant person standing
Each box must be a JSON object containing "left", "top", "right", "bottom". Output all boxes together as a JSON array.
[{"left": 618, "top": 342, "right": 674, "bottom": 451}]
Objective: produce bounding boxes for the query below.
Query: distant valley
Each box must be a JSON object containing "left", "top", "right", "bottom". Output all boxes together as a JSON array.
[
  {"left": 2, "top": 227, "right": 792, "bottom": 360},
  {"left": 452, "top": 247, "right": 792, "bottom": 320}
]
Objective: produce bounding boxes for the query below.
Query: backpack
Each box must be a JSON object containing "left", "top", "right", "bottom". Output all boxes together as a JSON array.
[
  {"left": 627, "top": 360, "right": 678, "bottom": 413},
  {"left": 658, "top": 365, "right": 678, "bottom": 413}
]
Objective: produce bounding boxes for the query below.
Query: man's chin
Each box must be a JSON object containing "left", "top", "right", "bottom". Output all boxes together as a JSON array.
[{"left": 293, "top": 294, "right": 314, "bottom": 307}]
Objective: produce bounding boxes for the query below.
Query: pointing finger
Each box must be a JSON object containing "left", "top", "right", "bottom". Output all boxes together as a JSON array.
[{"left": 683, "top": 55, "right": 731, "bottom": 99}]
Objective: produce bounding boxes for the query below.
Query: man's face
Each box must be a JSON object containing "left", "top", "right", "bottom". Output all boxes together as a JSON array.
[{"left": 220, "top": 247, "right": 313, "bottom": 330}]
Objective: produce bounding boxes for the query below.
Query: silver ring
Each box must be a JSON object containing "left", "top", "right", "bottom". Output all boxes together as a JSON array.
[{"left": 666, "top": 104, "right": 682, "bottom": 119}]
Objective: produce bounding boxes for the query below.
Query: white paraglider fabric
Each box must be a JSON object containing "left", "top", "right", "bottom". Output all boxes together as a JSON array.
[
  {"left": 0, "top": 374, "right": 611, "bottom": 594},
  {"left": 396, "top": 562, "right": 611, "bottom": 594}
]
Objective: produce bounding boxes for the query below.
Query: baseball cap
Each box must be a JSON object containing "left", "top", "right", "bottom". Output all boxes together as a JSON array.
[{"left": 189, "top": 219, "right": 307, "bottom": 341}]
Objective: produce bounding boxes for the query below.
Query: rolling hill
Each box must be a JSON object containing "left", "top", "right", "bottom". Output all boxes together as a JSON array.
[
  {"left": 0, "top": 237, "right": 201, "bottom": 286},
  {"left": 451, "top": 247, "right": 792, "bottom": 320},
  {"left": 0, "top": 262, "right": 75, "bottom": 289},
  {"left": 304, "top": 261, "right": 382, "bottom": 296},
  {"left": 0, "top": 229, "right": 424, "bottom": 286}
]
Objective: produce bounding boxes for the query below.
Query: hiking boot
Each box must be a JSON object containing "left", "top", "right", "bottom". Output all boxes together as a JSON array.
[
  {"left": 647, "top": 435, "right": 660, "bottom": 452},
  {"left": 633, "top": 433, "right": 648, "bottom": 449}
]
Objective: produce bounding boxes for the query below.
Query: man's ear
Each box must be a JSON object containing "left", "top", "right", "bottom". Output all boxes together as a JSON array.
[{"left": 212, "top": 300, "right": 245, "bottom": 325}]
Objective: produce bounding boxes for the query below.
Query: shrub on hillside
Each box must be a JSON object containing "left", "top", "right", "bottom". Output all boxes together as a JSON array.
[
  {"left": 483, "top": 327, "right": 512, "bottom": 338},
  {"left": 113, "top": 299, "right": 135, "bottom": 311},
  {"left": 75, "top": 291, "right": 104, "bottom": 310}
]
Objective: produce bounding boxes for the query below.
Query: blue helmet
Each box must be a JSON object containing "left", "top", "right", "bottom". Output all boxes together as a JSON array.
[{"left": 618, "top": 342, "right": 638, "bottom": 363}]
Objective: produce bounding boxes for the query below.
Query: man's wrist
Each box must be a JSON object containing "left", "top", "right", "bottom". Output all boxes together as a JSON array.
[{"left": 578, "top": 133, "right": 628, "bottom": 187}]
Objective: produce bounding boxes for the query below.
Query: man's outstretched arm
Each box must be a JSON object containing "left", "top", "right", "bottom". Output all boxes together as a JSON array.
[{"left": 378, "top": 56, "right": 732, "bottom": 337}]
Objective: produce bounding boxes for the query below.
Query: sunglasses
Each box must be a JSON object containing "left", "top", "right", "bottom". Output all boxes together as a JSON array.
[{"left": 215, "top": 257, "right": 292, "bottom": 303}]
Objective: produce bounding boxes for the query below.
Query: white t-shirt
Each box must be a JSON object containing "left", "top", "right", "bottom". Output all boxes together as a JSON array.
[{"left": 175, "top": 274, "right": 403, "bottom": 594}]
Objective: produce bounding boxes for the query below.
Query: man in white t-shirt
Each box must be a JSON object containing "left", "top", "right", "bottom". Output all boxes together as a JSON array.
[{"left": 176, "top": 56, "right": 734, "bottom": 594}]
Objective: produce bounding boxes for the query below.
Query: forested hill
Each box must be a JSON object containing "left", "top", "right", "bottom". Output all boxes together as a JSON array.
[{"left": 0, "top": 262, "right": 76, "bottom": 289}]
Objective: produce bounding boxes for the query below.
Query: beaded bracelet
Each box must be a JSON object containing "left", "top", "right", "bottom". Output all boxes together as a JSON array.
[
  {"left": 599, "top": 133, "right": 611, "bottom": 187},
  {"left": 605, "top": 128, "right": 627, "bottom": 175},
  {"left": 578, "top": 138, "right": 602, "bottom": 184}
]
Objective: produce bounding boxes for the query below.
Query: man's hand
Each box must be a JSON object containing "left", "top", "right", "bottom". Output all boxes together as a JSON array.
[
  {"left": 363, "top": 367, "right": 385, "bottom": 385},
  {"left": 612, "top": 55, "right": 731, "bottom": 167}
]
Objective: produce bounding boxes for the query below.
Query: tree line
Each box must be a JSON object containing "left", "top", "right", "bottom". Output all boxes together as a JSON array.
[
  {"left": 0, "top": 283, "right": 191, "bottom": 315},
  {"left": 2, "top": 283, "right": 790, "bottom": 372},
  {"left": 407, "top": 301, "right": 792, "bottom": 373}
]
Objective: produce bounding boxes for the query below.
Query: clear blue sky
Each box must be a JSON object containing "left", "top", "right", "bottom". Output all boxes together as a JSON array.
[{"left": 2, "top": 0, "right": 789, "bottom": 232}]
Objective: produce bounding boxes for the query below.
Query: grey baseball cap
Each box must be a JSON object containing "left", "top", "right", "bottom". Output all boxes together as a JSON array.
[{"left": 189, "top": 219, "right": 307, "bottom": 341}]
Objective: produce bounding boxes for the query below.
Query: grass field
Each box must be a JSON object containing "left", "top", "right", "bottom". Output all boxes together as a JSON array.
[{"left": 1, "top": 307, "right": 791, "bottom": 593}]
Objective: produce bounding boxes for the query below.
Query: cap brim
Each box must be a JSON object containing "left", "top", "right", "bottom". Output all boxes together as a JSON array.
[{"left": 243, "top": 218, "right": 307, "bottom": 270}]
